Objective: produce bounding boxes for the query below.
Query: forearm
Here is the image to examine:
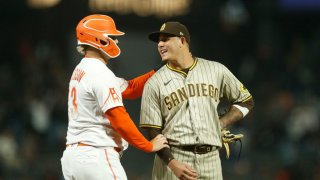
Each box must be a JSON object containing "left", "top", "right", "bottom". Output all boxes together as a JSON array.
[
  {"left": 121, "top": 70, "right": 155, "bottom": 99},
  {"left": 219, "top": 106, "right": 243, "bottom": 129},
  {"left": 220, "top": 97, "right": 254, "bottom": 129},
  {"left": 144, "top": 127, "right": 174, "bottom": 164},
  {"left": 105, "top": 106, "right": 153, "bottom": 152}
]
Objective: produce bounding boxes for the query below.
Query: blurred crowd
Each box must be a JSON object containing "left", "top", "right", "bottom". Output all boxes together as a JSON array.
[{"left": 0, "top": 1, "right": 319, "bottom": 180}]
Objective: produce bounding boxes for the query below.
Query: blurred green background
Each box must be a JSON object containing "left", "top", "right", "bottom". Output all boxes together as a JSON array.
[{"left": 0, "top": 0, "right": 319, "bottom": 179}]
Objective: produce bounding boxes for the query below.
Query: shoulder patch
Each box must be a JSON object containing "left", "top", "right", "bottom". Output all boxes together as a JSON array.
[{"left": 240, "top": 84, "right": 248, "bottom": 93}]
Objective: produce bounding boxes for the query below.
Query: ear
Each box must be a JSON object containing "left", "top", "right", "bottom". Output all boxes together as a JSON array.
[
  {"left": 180, "top": 37, "right": 187, "bottom": 44},
  {"left": 179, "top": 37, "right": 189, "bottom": 49}
]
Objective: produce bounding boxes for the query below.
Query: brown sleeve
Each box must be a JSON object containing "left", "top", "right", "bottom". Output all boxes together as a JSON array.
[
  {"left": 143, "top": 127, "right": 174, "bottom": 165},
  {"left": 235, "top": 97, "right": 254, "bottom": 111}
]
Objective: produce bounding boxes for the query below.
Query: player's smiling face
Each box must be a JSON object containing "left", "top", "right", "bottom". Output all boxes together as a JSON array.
[{"left": 158, "top": 34, "right": 181, "bottom": 61}]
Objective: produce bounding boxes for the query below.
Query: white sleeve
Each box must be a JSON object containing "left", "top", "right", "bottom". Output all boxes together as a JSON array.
[
  {"left": 94, "top": 74, "right": 124, "bottom": 113},
  {"left": 116, "top": 77, "right": 128, "bottom": 93}
]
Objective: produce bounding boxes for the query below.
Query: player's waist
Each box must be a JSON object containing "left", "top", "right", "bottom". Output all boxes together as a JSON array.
[
  {"left": 66, "top": 142, "right": 123, "bottom": 152},
  {"left": 66, "top": 130, "right": 128, "bottom": 147},
  {"left": 170, "top": 144, "right": 219, "bottom": 154}
]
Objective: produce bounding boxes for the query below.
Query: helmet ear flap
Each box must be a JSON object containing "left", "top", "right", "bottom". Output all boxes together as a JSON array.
[
  {"left": 99, "top": 39, "right": 109, "bottom": 46},
  {"left": 100, "top": 37, "right": 121, "bottom": 58}
]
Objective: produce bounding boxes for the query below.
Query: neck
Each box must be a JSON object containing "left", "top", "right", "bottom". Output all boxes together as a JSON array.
[
  {"left": 168, "top": 53, "right": 194, "bottom": 70},
  {"left": 85, "top": 47, "right": 109, "bottom": 64}
]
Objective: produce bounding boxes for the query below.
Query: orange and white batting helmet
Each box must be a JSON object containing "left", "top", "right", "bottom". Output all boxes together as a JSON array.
[{"left": 76, "top": 14, "right": 124, "bottom": 58}]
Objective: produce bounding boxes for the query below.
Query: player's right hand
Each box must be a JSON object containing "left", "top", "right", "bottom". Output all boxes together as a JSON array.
[
  {"left": 168, "top": 159, "right": 198, "bottom": 180},
  {"left": 150, "top": 134, "right": 169, "bottom": 152}
]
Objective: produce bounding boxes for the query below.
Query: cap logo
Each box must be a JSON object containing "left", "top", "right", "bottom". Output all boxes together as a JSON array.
[
  {"left": 160, "top": 23, "right": 166, "bottom": 31},
  {"left": 180, "top": 32, "right": 184, "bottom": 36}
]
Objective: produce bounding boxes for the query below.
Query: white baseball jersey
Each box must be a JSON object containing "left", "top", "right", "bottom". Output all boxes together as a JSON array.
[
  {"left": 66, "top": 57, "right": 129, "bottom": 149},
  {"left": 140, "top": 57, "right": 252, "bottom": 147},
  {"left": 61, "top": 57, "right": 130, "bottom": 180}
]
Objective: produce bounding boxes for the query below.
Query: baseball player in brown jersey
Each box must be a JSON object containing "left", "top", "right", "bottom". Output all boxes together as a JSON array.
[
  {"left": 61, "top": 14, "right": 169, "bottom": 180},
  {"left": 139, "top": 22, "right": 254, "bottom": 180}
]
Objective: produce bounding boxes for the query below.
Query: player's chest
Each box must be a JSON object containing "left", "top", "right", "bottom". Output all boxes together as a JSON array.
[
  {"left": 160, "top": 71, "right": 220, "bottom": 94},
  {"left": 159, "top": 74, "right": 220, "bottom": 110}
]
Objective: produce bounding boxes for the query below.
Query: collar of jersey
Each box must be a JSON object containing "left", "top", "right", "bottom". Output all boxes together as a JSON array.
[
  {"left": 82, "top": 57, "right": 106, "bottom": 65},
  {"left": 166, "top": 57, "right": 198, "bottom": 77}
]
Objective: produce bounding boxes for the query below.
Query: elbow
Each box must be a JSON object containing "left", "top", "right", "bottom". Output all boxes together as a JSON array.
[{"left": 249, "top": 97, "right": 254, "bottom": 111}]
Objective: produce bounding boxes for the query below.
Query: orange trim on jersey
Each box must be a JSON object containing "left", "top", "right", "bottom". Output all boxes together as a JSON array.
[
  {"left": 122, "top": 70, "right": 155, "bottom": 100},
  {"left": 166, "top": 57, "right": 198, "bottom": 76},
  {"left": 104, "top": 149, "right": 117, "bottom": 180},
  {"left": 140, "top": 124, "right": 162, "bottom": 129},
  {"left": 102, "top": 87, "right": 121, "bottom": 108},
  {"left": 105, "top": 106, "right": 153, "bottom": 153},
  {"left": 109, "top": 88, "right": 120, "bottom": 102},
  {"left": 66, "top": 142, "right": 90, "bottom": 147}
]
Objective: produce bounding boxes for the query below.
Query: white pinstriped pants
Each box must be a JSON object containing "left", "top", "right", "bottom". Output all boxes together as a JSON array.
[
  {"left": 61, "top": 145, "right": 127, "bottom": 180},
  {"left": 152, "top": 146, "right": 223, "bottom": 180}
]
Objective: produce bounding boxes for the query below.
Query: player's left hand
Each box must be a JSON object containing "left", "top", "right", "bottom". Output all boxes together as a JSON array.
[
  {"left": 168, "top": 159, "right": 198, "bottom": 180},
  {"left": 221, "top": 129, "right": 243, "bottom": 159}
]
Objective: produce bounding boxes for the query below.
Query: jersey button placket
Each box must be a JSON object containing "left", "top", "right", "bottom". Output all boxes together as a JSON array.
[
  {"left": 185, "top": 77, "right": 199, "bottom": 144},
  {"left": 188, "top": 98, "right": 198, "bottom": 143},
  {"left": 192, "top": 99, "right": 201, "bottom": 142}
]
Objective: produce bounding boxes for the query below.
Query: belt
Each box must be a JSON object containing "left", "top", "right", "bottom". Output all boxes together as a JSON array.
[
  {"left": 114, "top": 147, "right": 122, "bottom": 152},
  {"left": 66, "top": 142, "right": 89, "bottom": 147},
  {"left": 66, "top": 143, "right": 122, "bottom": 153},
  {"left": 171, "top": 144, "right": 217, "bottom": 154}
]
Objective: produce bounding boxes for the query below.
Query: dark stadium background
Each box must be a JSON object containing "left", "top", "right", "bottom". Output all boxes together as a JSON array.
[{"left": 0, "top": 0, "right": 319, "bottom": 179}]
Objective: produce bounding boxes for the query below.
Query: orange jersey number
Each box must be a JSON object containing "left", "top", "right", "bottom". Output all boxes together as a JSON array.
[
  {"left": 71, "top": 87, "right": 78, "bottom": 110},
  {"left": 69, "top": 87, "right": 79, "bottom": 119}
]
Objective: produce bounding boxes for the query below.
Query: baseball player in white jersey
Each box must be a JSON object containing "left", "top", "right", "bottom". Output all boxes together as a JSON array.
[
  {"left": 60, "top": 14, "right": 169, "bottom": 180},
  {"left": 139, "top": 22, "right": 254, "bottom": 180}
]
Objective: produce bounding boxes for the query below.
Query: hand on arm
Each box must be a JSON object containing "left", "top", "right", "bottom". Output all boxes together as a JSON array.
[
  {"left": 105, "top": 106, "right": 168, "bottom": 153},
  {"left": 145, "top": 127, "right": 174, "bottom": 164},
  {"left": 150, "top": 134, "right": 169, "bottom": 152},
  {"left": 144, "top": 127, "right": 197, "bottom": 179}
]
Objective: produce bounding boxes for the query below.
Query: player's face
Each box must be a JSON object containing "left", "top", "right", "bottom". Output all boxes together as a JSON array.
[{"left": 158, "top": 34, "right": 182, "bottom": 61}]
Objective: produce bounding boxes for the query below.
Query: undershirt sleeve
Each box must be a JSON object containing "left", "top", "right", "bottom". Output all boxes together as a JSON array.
[
  {"left": 143, "top": 127, "right": 174, "bottom": 164},
  {"left": 121, "top": 70, "right": 155, "bottom": 99},
  {"left": 105, "top": 106, "right": 153, "bottom": 153}
]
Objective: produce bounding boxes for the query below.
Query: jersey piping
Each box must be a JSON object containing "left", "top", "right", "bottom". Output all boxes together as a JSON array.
[{"left": 166, "top": 57, "right": 198, "bottom": 77}]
